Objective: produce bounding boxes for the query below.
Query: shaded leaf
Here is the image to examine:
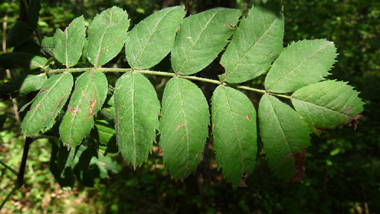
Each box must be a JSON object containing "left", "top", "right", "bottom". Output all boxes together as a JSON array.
[
  {"left": 87, "top": 6, "right": 129, "bottom": 67},
  {"left": 258, "top": 94, "right": 310, "bottom": 181},
  {"left": 13, "top": 40, "right": 41, "bottom": 55},
  {"left": 125, "top": 6, "right": 185, "bottom": 69},
  {"left": 159, "top": 77, "right": 209, "bottom": 179},
  {"left": 27, "top": 0, "right": 41, "bottom": 30},
  {"left": 91, "top": 120, "right": 116, "bottom": 144},
  {"left": 220, "top": 1, "right": 284, "bottom": 83},
  {"left": 53, "top": 16, "right": 86, "bottom": 68},
  {"left": 265, "top": 39, "right": 337, "bottom": 93},
  {"left": 6, "top": 20, "right": 33, "bottom": 48},
  {"left": 171, "top": 8, "right": 241, "bottom": 75},
  {"left": 292, "top": 80, "right": 365, "bottom": 129},
  {"left": 114, "top": 72, "right": 160, "bottom": 167},
  {"left": 59, "top": 70, "right": 108, "bottom": 149},
  {"left": 0, "top": 73, "right": 47, "bottom": 98},
  {"left": 21, "top": 72, "right": 73, "bottom": 136},
  {"left": 211, "top": 86, "right": 257, "bottom": 188},
  {"left": 0, "top": 52, "right": 47, "bottom": 70}
]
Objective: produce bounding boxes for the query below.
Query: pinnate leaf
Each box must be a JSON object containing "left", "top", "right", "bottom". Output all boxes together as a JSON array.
[
  {"left": 211, "top": 86, "right": 257, "bottom": 188},
  {"left": 53, "top": 16, "right": 86, "bottom": 68},
  {"left": 265, "top": 39, "right": 337, "bottom": 93},
  {"left": 220, "top": 1, "right": 284, "bottom": 83},
  {"left": 171, "top": 8, "right": 241, "bottom": 75},
  {"left": 114, "top": 72, "right": 160, "bottom": 168},
  {"left": 21, "top": 72, "right": 73, "bottom": 136},
  {"left": 292, "top": 80, "right": 364, "bottom": 129},
  {"left": 125, "top": 6, "right": 185, "bottom": 69},
  {"left": 258, "top": 94, "right": 310, "bottom": 181},
  {"left": 60, "top": 70, "right": 108, "bottom": 149},
  {"left": 87, "top": 6, "right": 129, "bottom": 67},
  {"left": 159, "top": 77, "right": 209, "bottom": 179}
]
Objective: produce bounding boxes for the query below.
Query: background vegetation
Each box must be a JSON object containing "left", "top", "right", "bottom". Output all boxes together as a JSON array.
[{"left": 1, "top": 0, "right": 379, "bottom": 213}]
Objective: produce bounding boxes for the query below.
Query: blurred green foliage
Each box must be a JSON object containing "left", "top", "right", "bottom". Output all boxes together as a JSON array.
[{"left": 1, "top": 0, "right": 379, "bottom": 213}]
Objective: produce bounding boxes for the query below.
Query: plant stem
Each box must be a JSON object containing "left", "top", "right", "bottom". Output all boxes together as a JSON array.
[
  {"left": 16, "top": 137, "right": 32, "bottom": 187},
  {"left": 46, "top": 67, "right": 293, "bottom": 100},
  {"left": 0, "top": 159, "right": 18, "bottom": 176}
]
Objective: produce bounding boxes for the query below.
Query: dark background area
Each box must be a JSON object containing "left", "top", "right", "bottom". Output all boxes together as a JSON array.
[{"left": 0, "top": 0, "right": 379, "bottom": 213}]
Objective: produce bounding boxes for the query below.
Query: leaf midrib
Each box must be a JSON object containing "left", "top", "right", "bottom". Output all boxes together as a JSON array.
[
  {"left": 224, "top": 11, "right": 280, "bottom": 81},
  {"left": 223, "top": 87, "right": 245, "bottom": 174},
  {"left": 132, "top": 7, "right": 176, "bottom": 68},
  {"left": 268, "top": 42, "right": 331, "bottom": 91},
  {"left": 176, "top": 9, "right": 221, "bottom": 73}
]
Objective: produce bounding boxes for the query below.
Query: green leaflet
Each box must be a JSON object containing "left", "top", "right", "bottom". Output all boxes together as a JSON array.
[
  {"left": 0, "top": 73, "right": 47, "bottom": 98},
  {"left": 292, "top": 80, "right": 364, "bottom": 129},
  {"left": 53, "top": 16, "right": 86, "bottom": 68},
  {"left": 6, "top": 20, "right": 33, "bottom": 48},
  {"left": 28, "top": 0, "right": 41, "bottom": 30},
  {"left": 59, "top": 70, "right": 108, "bottom": 149},
  {"left": 114, "top": 72, "right": 160, "bottom": 168},
  {"left": 21, "top": 72, "right": 73, "bottom": 137},
  {"left": 265, "top": 39, "right": 337, "bottom": 93},
  {"left": 220, "top": 1, "right": 284, "bottom": 83},
  {"left": 0, "top": 52, "right": 47, "bottom": 70},
  {"left": 258, "top": 94, "right": 310, "bottom": 181},
  {"left": 87, "top": 6, "right": 130, "bottom": 67},
  {"left": 92, "top": 120, "right": 115, "bottom": 144},
  {"left": 159, "top": 77, "right": 209, "bottom": 179},
  {"left": 171, "top": 8, "right": 241, "bottom": 75},
  {"left": 125, "top": 6, "right": 185, "bottom": 69},
  {"left": 211, "top": 86, "right": 257, "bottom": 188},
  {"left": 41, "top": 37, "right": 55, "bottom": 57}
]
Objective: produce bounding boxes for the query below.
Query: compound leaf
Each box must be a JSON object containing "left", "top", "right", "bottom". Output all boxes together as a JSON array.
[
  {"left": 53, "top": 16, "right": 86, "bottom": 68},
  {"left": 265, "top": 39, "right": 337, "bottom": 93},
  {"left": 60, "top": 70, "right": 108, "bottom": 149},
  {"left": 171, "top": 8, "right": 241, "bottom": 75},
  {"left": 220, "top": 1, "right": 284, "bottom": 83},
  {"left": 125, "top": 6, "right": 185, "bottom": 69},
  {"left": 258, "top": 94, "right": 310, "bottom": 181},
  {"left": 87, "top": 6, "right": 129, "bottom": 67},
  {"left": 114, "top": 72, "right": 160, "bottom": 168},
  {"left": 292, "top": 80, "right": 365, "bottom": 129},
  {"left": 159, "top": 77, "right": 209, "bottom": 179},
  {"left": 211, "top": 86, "right": 257, "bottom": 188},
  {"left": 21, "top": 72, "right": 73, "bottom": 136}
]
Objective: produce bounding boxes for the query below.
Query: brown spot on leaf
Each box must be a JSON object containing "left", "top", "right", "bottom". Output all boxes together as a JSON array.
[
  {"left": 347, "top": 114, "right": 363, "bottom": 130},
  {"left": 29, "top": 103, "right": 41, "bottom": 111},
  {"left": 245, "top": 115, "right": 251, "bottom": 120},
  {"left": 68, "top": 107, "right": 80, "bottom": 115},
  {"left": 158, "top": 113, "right": 161, "bottom": 117},
  {"left": 343, "top": 107, "right": 353, "bottom": 114},
  {"left": 239, "top": 172, "right": 248, "bottom": 187},
  {"left": 181, "top": 134, "right": 186, "bottom": 142},
  {"left": 285, "top": 146, "right": 306, "bottom": 183},
  {"left": 175, "top": 123, "right": 186, "bottom": 131},
  {"left": 212, "top": 123, "right": 215, "bottom": 131},
  {"left": 65, "top": 143, "right": 70, "bottom": 151},
  {"left": 310, "top": 125, "right": 328, "bottom": 133},
  {"left": 184, "top": 163, "right": 188, "bottom": 170}
]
